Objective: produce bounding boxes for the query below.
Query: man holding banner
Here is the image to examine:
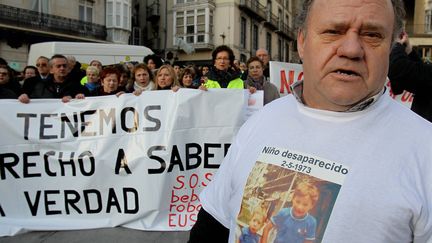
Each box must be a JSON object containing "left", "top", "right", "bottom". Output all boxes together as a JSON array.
[{"left": 190, "top": 0, "right": 432, "bottom": 242}]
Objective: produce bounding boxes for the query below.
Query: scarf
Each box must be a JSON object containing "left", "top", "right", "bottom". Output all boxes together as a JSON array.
[
  {"left": 134, "top": 81, "right": 154, "bottom": 91},
  {"left": 85, "top": 82, "right": 100, "bottom": 92},
  {"left": 246, "top": 76, "right": 265, "bottom": 90}
]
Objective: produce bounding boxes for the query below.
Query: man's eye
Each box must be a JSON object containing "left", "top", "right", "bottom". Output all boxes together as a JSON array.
[
  {"left": 324, "top": 30, "right": 340, "bottom": 35},
  {"left": 363, "top": 32, "right": 382, "bottom": 39}
]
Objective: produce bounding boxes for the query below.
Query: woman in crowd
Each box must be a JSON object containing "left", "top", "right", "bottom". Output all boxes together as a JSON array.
[
  {"left": 245, "top": 56, "right": 280, "bottom": 105},
  {"left": 80, "top": 59, "right": 103, "bottom": 85},
  {"left": 82, "top": 66, "right": 100, "bottom": 96},
  {"left": 98, "top": 67, "right": 125, "bottom": 96},
  {"left": 0, "top": 65, "right": 18, "bottom": 98},
  {"left": 143, "top": 54, "right": 163, "bottom": 75},
  {"left": 179, "top": 66, "right": 197, "bottom": 89},
  {"left": 19, "top": 65, "right": 39, "bottom": 86},
  {"left": 201, "top": 45, "right": 244, "bottom": 90},
  {"left": 126, "top": 63, "right": 155, "bottom": 94},
  {"left": 154, "top": 64, "right": 180, "bottom": 91},
  {"left": 77, "top": 67, "right": 124, "bottom": 97},
  {"left": 114, "top": 64, "right": 129, "bottom": 91}
]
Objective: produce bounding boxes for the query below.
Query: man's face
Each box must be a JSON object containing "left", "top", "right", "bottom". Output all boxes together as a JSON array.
[
  {"left": 67, "top": 59, "right": 75, "bottom": 73},
  {"left": 50, "top": 57, "right": 68, "bottom": 82},
  {"left": 256, "top": 49, "right": 269, "bottom": 66},
  {"left": 36, "top": 58, "right": 49, "bottom": 76},
  {"left": 173, "top": 65, "right": 180, "bottom": 75},
  {"left": 297, "top": 0, "right": 394, "bottom": 111},
  {"left": 233, "top": 59, "right": 240, "bottom": 69},
  {"left": 0, "top": 68, "right": 9, "bottom": 85},
  {"left": 24, "top": 68, "right": 37, "bottom": 79},
  {"left": 90, "top": 61, "right": 103, "bottom": 72}
]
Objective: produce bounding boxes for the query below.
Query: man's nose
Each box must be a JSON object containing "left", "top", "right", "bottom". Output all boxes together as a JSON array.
[{"left": 336, "top": 32, "right": 364, "bottom": 60}]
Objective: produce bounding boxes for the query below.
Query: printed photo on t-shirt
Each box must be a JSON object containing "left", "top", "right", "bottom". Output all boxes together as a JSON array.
[{"left": 235, "top": 146, "right": 349, "bottom": 243}]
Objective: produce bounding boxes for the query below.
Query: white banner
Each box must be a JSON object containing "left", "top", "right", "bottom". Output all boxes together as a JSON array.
[
  {"left": 269, "top": 61, "right": 413, "bottom": 108},
  {"left": 0, "top": 89, "right": 263, "bottom": 236}
]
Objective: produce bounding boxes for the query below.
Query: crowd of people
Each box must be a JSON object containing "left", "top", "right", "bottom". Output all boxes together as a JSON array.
[{"left": 0, "top": 46, "right": 280, "bottom": 106}]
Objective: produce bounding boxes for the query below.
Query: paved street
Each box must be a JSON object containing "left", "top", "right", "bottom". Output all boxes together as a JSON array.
[{"left": 0, "top": 229, "right": 190, "bottom": 243}]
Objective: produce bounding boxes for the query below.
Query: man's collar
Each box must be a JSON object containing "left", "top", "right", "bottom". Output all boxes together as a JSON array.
[{"left": 290, "top": 80, "right": 385, "bottom": 112}]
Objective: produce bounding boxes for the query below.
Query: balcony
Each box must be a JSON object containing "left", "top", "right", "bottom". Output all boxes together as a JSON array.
[
  {"left": 238, "top": 0, "right": 266, "bottom": 22},
  {"left": 0, "top": 4, "right": 106, "bottom": 41},
  {"left": 405, "top": 24, "right": 432, "bottom": 37},
  {"left": 147, "top": 1, "right": 160, "bottom": 22},
  {"left": 174, "top": 34, "right": 214, "bottom": 51},
  {"left": 264, "top": 12, "right": 278, "bottom": 31},
  {"left": 276, "top": 22, "right": 296, "bottom": 40}
]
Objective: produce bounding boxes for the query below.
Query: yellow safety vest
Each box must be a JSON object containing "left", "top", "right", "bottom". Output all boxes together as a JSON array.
[{"left": 204, "top": 78, "right": 244, "bottom": 89}]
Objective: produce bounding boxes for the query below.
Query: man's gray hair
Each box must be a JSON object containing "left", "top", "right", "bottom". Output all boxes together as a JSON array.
[{"left": 295, "top": 0, "right": 406, "bottom": 40}]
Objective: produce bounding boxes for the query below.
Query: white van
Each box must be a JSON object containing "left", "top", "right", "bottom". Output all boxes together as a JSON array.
[{"left": 27, "top": 41, "right": 154, "bottom": 66}]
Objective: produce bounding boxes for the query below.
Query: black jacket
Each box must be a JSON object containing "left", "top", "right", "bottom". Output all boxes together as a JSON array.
[
  {"left": 25, "top": 75, "right": 84, "bottom": 99},
  {"left": 388, "top": 43, "right": 432, "bottom": 122},
  {"left": 0, "top": 86, "right": 18, "bottom": 99}
]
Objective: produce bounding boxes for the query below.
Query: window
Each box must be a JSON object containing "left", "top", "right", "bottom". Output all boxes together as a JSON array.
[
  {"left": 174, "top": 8, "right": 213, "bottom": 45},
  {"left": 240, "top": 17, "right": 247, "bottom": 49},
  {"left": 252, "top": 24, "right": 259, "bottom": 51},
  {"left": 278, "top": 8, "right": 283, "bottom": 30},
  {"left": 240, "top": 54, "right": 247, "bottom": 63},
  {"left": 32, "top": 0, "right": 50, "bottom": 13},
  {"left": 107, "top": 2, "right": 113, "bottom": 26},
  {"left": 176, "top": 0, "right": 196, "bottom": 3},
  {"left": 79, "top": 0, "right": 93, "bottom": 22},
  {"left": 116, "top": 2, "right": 121, "bottom": 26},
  {"left": 176, "top": 12, "right": 184, "bottom": 35},
  {"left": 267, "top": 0, "right": 272, "bottom": 21},
  {"left": 106, "top": 0, "right": 131, "bottom": 30},
  {"left": 123, "top": 3, "right": 129, "bottom": 29},
  {"left": 426, "top": 10, "right": 432, "bottom": 33},
  {"left": 285, "top": 42, "right": 290, "bottom": 62},
  {"left": 266, "top": 32, "right": 271, "bottom": 56},
  {"left": 278, "top": 38, "right": 283, "bottom": 61},
  {"left": 196, "top": 9, "right": 205, "bottom": 43},
  {"left": 132, "top": 27, "right": 141, "bottom": 45}
]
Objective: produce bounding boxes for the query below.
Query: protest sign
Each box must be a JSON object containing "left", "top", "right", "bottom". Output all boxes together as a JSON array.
[{"left": 0, "top": 89, "right": 262, "bottom": 236}]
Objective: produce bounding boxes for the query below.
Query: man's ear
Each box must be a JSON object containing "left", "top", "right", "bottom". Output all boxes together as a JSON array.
[{"left": 297, "top": 29, "right": 305, "bottom": 61}]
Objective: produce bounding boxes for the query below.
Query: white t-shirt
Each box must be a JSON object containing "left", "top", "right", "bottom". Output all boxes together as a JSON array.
[{"left": 200, "top": 93, "right": 432, "bottom": 243}]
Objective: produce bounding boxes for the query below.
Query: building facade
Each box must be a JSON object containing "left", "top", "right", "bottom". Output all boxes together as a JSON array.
[
  {"left": 404, "top": 0, "right": 432, "bottom": 61},
  {"left": 131, "top": 0, "right": 299, "bottom": 66},
  {"left": 0, "top": 0, "right": 132, "bottom": 70}
]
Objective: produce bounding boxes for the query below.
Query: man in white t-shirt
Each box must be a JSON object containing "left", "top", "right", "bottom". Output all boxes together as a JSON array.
[{"left": 189, "top": 0, "right": 432, "bottom": 242}]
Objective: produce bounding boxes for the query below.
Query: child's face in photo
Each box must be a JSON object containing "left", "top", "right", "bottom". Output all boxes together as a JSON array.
[
  {"left": 249, "top": 214, "right": 264, "bottom": 234},
  {"left": 292, "top": 195, "right": 314, "bottom": 219}
]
